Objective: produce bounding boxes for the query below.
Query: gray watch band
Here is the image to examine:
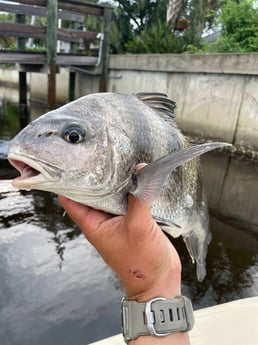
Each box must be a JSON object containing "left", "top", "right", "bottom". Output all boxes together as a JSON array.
[{"left": 121, "top": 295, "right": 194, "bottom": 343}]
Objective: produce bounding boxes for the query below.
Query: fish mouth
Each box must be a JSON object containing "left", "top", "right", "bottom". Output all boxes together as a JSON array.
[{"left": 8, "top": 153, "right": 61, "bottom": 189}]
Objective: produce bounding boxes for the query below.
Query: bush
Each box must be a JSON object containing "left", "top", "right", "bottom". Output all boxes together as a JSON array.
[
  {"left": 125, "top": 21, "right": 187, "bottom": 54},
  {"left": 202, "top": 0, "right": 258, "bottom": 52}
]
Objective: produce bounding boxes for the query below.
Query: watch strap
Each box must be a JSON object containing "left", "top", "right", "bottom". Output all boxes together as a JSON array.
[{"left": 121, "top": 296, "right": 194, "bottom": 343}]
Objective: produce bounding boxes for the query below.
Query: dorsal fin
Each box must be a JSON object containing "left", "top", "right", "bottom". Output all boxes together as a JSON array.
[{"left": 135, "top": 92, "right": 176, "bottom": 122}]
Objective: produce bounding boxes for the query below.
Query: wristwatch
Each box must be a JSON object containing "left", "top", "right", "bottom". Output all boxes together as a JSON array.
[{"left": 121, "top": 295, "right": 194, "bottom": 343}]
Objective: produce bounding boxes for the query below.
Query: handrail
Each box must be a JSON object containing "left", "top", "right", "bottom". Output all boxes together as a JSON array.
[{"left": 0, "top": 0, "right": 113, "bottom": 107}]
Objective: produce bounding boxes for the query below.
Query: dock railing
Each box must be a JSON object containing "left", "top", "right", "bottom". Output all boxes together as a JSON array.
[{"left": 0, "top": 0, "right": 113, "bottom": 110}]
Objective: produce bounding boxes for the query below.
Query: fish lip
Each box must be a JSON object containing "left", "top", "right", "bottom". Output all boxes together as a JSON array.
[{"left": 8, "top": 153, "right": 61, "bottom": 189}]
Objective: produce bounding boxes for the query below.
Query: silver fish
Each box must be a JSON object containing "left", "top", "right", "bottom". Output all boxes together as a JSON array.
[{"left": 8, "top": 92, "right": 230, "bottom": 281}]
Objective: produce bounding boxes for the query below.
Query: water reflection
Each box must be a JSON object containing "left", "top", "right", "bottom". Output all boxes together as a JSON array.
[
  {"left": 182, "top": 215, "right": 258, "bottom": 307},
  {"left": 0, "top": 188, "right": 122, "bottom": 345},
  {"left": 202, "top": 153, "right": 258, "bottom": 233},
  {"left": 0, "top": 98, "right": 258, "bottom": 345}
]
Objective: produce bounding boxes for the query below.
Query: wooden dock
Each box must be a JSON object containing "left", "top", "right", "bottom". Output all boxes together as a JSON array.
[{"left": 0, "top": 0, "right": 113, "bottom": 109}]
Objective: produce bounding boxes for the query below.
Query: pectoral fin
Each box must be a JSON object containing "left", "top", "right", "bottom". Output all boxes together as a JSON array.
[{"left": 129, "top": 142, "right": 231, "bottom": 203}]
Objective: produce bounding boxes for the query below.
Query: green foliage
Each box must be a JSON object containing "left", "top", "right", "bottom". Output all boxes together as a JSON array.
[
  {"left": 125, "top": 20, "right": 186, "bottom": 54},
  {"left": 0, "top": 13, "right": 16, "bottom": 49},
  {"left": 110, "top": 0, "right": 217, "bottom": 54},
  {"left": 109, "top": 0, "right": 168, "bottom": 53},
  {"left": 201, "top": 0, "right": 258, "bottom": 52},
  {"left": 0, "top": 13, "right": 15, "bottom": 22},
  {"left": 111, "top": 0, "right": 258, "bottom": 54},
  {"left": 111, "top": 0, "right": 185, "bottom": 53}
]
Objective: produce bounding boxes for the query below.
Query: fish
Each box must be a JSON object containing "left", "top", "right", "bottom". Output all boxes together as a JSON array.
[{"left": 8, "top": 92, "right": 230, "bottom": 281}]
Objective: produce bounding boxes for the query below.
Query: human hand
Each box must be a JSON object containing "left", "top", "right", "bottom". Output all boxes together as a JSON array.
[
  {"left": 58, "top": 191, "right": 182, "bottom": 302},
  {"left": 58, "top": 163, "right": 191, "bottom": 344}
]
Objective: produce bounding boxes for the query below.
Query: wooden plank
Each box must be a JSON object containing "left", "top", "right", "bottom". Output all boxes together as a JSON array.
[
  {"left": 0, "top": 3, "right": 46, "bottom": 17},
  {"left": 16, "top": 14, "right": 26, "bottom": 50},
  {"left": 5, "top": 0, "right": 106, "bottom": 12},
  {"left": 58, "top": 1, "right": 105, "bottom": 17},
  {"left": 46, "top": 0, "right": 57, "bottom": 66},
  {"left": 5, "top": 0, "right": 106, "bottom": 15},
  {"left": 17, "top": 64, "right": 48, "bottom": 73},
  {"left": 5, "top": 0, "right": 46, "bottom": 6},
  {"left": 99, "top": 7, "right": 113, "bottom": 92},
  {"left": 56, "top": 54, "right": 98, "bottom": 65},
  {"left": 70, "top": 21, "right": 79, "bottom": 54},
  {"left": 46, "top": 0, "right": 57, "bottom": 108},
  {"left": 0, "top": 24, "right": 97, "bottom": 42},
  {"left": 57, "top": 9, "right": 85, "bottom": 22},
  {"left": 0, "top": 51, "right": 46, "bottom": 64},
  {"left": 0, "top": 22, "right": 45, "bottom": 39},
  {"left": 57, "top": 10, "right": 85, "bottom": 23},
  {"left": 57, "top": 28, "right": 98, "bottom": 42},
  {"left": 2, "top": 0, "right": 107, "bottom": 16},
  {"left": 0, "top": 51, "right": 98, "bottom": 66},
  {"left": 0, "top": 3, "right": 84, "bottom": 22}
]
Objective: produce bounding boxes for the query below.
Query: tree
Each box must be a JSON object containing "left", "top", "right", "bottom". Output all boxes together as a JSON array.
[
  {"left": 201, "top": 0, "right": 258, "bottom": 52},
  {"left": 217, "top": 0, "right": 258, "bottom": 52},
  {"left": 110, "top": 0, "right": 219, "bottom": 53},
  {"left": 110, "top": 0, "right": 168, "bottom": 53}
]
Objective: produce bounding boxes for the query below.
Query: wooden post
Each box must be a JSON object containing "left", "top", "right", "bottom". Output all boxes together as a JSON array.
[
  {"left": 46, "top": 0, "right": 57, "bottom": 108},
  {"left": 99, "top": 7, "right": 113, "bottom": 92},
  {"left": 18, "top": 72, "right": 29, "bottom": 128},
  {"left": 68, "top": 71, "right": 76, "bottom": 102},
  {"left": 16, "top": 14, "right": 29, "bottom": 128},
  {"left": 70, "top": 21, "right": 78, "bottom": 54},
  {"left": 69, "top": 21, "right": 78, "bottom": 102}
]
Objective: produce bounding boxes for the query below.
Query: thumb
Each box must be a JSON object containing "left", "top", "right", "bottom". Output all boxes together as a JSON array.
[
  {"left": 125, "top": 192, "right": 156, "bottom": 243},
  {"left": 127, "top": 162, "right": 154, "bottom": 223}
]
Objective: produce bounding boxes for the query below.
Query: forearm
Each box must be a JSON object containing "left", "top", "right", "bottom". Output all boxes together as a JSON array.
[{"left": 124, "top": 261, "right": 191, "bottom": 345}]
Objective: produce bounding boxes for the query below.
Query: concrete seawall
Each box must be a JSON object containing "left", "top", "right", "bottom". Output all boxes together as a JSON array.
[
  {"left": 107, "top": 54, "right": 258, "bottom": 151},
  {"left": 1, "top": 53, "right": 258, "bottom": 150}
]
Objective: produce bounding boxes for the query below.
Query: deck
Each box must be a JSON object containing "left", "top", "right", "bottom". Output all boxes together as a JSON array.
[{"left": 0, "top": 0, "right": 113, "bottom": 108}]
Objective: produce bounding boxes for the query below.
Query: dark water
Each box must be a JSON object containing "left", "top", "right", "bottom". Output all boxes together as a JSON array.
[{"left": 0, "top": 98, "right": 258, "bottom": 345}]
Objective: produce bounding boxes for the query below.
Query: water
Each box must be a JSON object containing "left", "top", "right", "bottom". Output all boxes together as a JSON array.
[{"left": 0, "top": 97, "right": 258, "bottom": 345}]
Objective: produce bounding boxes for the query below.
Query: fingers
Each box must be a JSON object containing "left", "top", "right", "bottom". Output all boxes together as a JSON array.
[
  {"left": 125, "top": 163, "right": 156, "bottom": 239},
  {"left": 58, "top": 195, "right": 112, "bottom": 234}
]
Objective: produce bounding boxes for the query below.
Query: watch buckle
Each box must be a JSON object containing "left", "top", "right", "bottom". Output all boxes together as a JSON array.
[{"left": 145, "top": 297, "right": 170, "bottom": 337}]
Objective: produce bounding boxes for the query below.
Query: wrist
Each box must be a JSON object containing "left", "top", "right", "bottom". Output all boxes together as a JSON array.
[
  {"left": 121, "top": 295, "right": 193, "bottom": 345},
  {"left": 124, "top": 263, "right": 182, "bottom": 302},
  {"left": 129, "top": 332, "right": 190, "bottom": 345}
]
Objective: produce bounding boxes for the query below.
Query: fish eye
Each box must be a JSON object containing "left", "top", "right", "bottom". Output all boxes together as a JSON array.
[{"left": 63, "top": 125, "right": 86, "bottom": 144}]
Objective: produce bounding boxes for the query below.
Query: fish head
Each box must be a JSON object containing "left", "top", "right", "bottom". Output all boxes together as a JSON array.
[{"left": 8, "top": 100, "right": 127, "bottom": 203}]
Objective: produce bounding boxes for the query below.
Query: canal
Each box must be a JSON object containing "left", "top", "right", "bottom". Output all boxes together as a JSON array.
[{"left": 0, "top": 94, "right": 258, "bottom": 345}]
